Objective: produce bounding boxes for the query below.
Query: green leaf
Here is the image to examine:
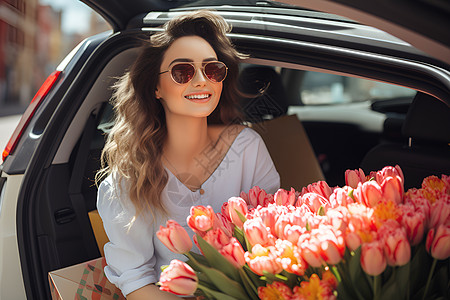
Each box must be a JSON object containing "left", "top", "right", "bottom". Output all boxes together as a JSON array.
[
  {"left": 317, "top": 206, "right": 325, "bottom": 216},
  {"left": 348, "top": 189, "right": 355, "bottom": 202},
  {"left": 199, "top": 265, "right": 248, "bottom": 299},
  {"left": 348, "top": 247, "right": 372, "bottom": 300},
  {"left": 236, "top": 209, "right": 247, "bottom": 224},
  {"left": 380, "top": 280, "right": 399, "bottom": 300},
  {"left": 233, "top": 226, "right": 246, "bottom": 251},
  {"left": 280, "top": 270, "right": 298, "bottom": 289},
  {"left": 234, "top": 227, "right": 249, "bottom": 252},
  {"left": 186, "top": 252, "right": 247, "bottom": 299},
  {"left": 409, "top": 244, "right": 432, "bottom": 295},
  {"left": 260, "top": 271, "right": 293, "bottom": 286},
  {"left": 243, "top": 265, "right": 265, "bottom": 288},
  {"left": 239, "top": 268, "right": 260, "bottom": 300},
  {"left": 395, "top": 262, "right": 411, "bottom": 299},
  {"left": 197, "top": 284, "right": 239, "bottom": 300},
  {"left": 197, "top": 272, "right": 217, "bottom": 290},
  {"left": 195, "top": 234, "right": 240, "bottom": 282},
  {"left": 187, "top": 250, "right": 210, "bottom": 267}
]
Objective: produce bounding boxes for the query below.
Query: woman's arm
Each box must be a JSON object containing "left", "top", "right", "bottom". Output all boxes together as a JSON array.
[{"left": 127, "top": 284, "right": 181, "bottom": 300}]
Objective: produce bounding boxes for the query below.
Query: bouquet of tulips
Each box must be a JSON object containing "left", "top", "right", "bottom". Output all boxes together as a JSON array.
[{"left": 156, "top": 165, "right": 449, "bottom": 300}]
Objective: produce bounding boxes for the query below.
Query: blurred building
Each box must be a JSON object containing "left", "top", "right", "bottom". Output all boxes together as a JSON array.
[
  {"left": 0, "top": 0, "right": 62, "bottom": 111},
  {"left": 0, "top": 0, "right": 110, "bottom": 114},
  {"left": 0, "top": 0, "right": 38, "bottom": 109}
]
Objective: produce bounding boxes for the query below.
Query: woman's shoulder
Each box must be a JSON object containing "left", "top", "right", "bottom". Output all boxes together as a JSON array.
[{"left": 97, "top": 173, "right": 136, "bottom": 215}]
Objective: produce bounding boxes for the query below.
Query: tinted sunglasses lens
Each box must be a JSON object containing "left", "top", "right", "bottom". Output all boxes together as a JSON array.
[
  {"left": 171, "top": 63, "right": 195, "bottom": 84},
  {"left": 204, "top": 62, "right": 227, "bottom": 82}
]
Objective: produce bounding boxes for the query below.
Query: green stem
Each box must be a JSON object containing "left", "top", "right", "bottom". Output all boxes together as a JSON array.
[
  {"left": 422, "top": 258, "right": 438, "bottom": 300},
  {"left": 373, "top": 275, "right": 380, "bottom": 300}
]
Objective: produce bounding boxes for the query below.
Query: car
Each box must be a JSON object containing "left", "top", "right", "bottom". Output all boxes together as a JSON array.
[{"left": 1, "top": 0, "right": 449, "bottom": 299}]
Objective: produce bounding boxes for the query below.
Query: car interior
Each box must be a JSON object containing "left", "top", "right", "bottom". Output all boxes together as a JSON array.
[{"left": 33, "top": 36, "right": 450, "bottom": 285}]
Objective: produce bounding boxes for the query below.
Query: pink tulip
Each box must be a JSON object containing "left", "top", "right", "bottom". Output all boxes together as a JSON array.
[
  {"left": 274, "top": 214, "right": 291, "bottom": 239},
  {"left": 345, "top": 232, "right": 363, "bottom": 252},
  {"left": 329, "top": 188, "right": 353, "bottom": 207},
  {"left": 245, "top": 244, "right": 283, "bottom": 276},
  {"left": 345, "top": 204, "right": 377, "bottom": 251},
  {"left": 429, "top": 195, "right": 450, "bottom": 229},
  {"left": 274, "top": 188, "right": 297, "bottom": 206},
  {"left": 227, "top": 197, "right": 248, "bottom": 229},
  {"left": 302, "top": 181, "right": 333, "bottom": 199},
  {"left": 291, "top": 204, "right": 313, "bottom": 225},
  {"left": 298, "top": 234, "right": 323, "bottom": 268},
  {"left": 378, "top": 221, "right": 411, "bottom": 266},
  {"left": 316, "top": 227, "right": 345, "bottom": 265},
  {"left": 361, "top": 240, "right": 387, "bottom": 276},
  {"left": 302, "top": 192, "right": 330, "bottom": 213},
  {"left": 326, "top": 207, "right": 349, "bottom": 232},
  {"left": 345, "top": 168, "right": 366, "bottom": 189},
  {"left": 376, "top": 165, "right": 404, "bottom": 186},
  {"left": 244, "top": 217, "right": 274, "bottom": 247},
  {"left": 426, "top": 224, "right": 450, "bottom": 260},
  {"left": 159, "top": 259, "right": 198, "bottom": 295},
  {"left": 156, "top": 220, "right": 193, "bottom": 254},
  {"left": 284, "top": 224, "right": 306, "bottom": 245},
  {"left": 221, "top": 202, "right": 232, "bottom": 222},
  {"left": 405, "top": 189, "right": 431, "bottom": 220},
  {"left": 258, "top": 281, "right": 293, "bottom": 300},
  {"left": 381, "top": 176, "right": 403, "bottom": 205},
  {"left": 219, "top": 237, "right": 246, "bottom": 268},
  {"left": 400, "top": 204, "right": 426, "bottom": 246},
  {"left": 201, "top": 228, "right": 230, "bottom": 251},
  {"left": 357, "top": 181, "right": 384, "bottom": 207},
  {"left": 187, "top": 205, "right": 215, "bottom": 235},
  {"left": 245, "top": 186, "right": 273, "bottom": 208},
  {"left": 254, "top": 205, "right": 278, "bottom": 231},
  {"left": 213, "top": 213, "right": 234, "bottom": 237}
]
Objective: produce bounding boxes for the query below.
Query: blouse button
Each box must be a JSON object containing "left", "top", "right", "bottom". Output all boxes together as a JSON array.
[{"left": 199, "top": 188, "right": 205, "bottom": 195}]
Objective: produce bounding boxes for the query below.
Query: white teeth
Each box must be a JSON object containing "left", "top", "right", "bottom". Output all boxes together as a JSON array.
[{"left": 186, "top": 94, "right": 210, "bottom": 99}]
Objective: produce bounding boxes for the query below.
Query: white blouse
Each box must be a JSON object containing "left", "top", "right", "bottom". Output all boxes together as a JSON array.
[{"left": 97, "top": 127, "right": 280, "bottom": 296}]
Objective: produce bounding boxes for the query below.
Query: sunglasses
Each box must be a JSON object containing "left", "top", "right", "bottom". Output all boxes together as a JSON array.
[{"left": 159, "top": 61, "right": 228, "bottom": 84}]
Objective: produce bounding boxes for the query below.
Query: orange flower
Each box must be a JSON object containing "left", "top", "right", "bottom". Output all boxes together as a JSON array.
[
  {"left": 258, "top": 281, "right": 293, "bottom": 300},
  {"left": 292, "top": 272, "right": 337, "bottom": 300},
  {"left": 275, "top": 239, "right": 308, "bottom": 276},
  {"left": 187, "top": 205, "right": 215, "bottom": 235},
  {"left": 373, "top": 199, "right": 402, "bottom": 228},
  {"left": 420, "top": 175, "right": 448, "bottom": 204}
]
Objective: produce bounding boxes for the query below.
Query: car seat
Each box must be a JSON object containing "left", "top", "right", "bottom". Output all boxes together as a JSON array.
[
  {"left": 361, "top": 92, "right": 450, "bottom": 189},
  {"left": 239, "top": 66, "right": 325, "bottom": 190}
]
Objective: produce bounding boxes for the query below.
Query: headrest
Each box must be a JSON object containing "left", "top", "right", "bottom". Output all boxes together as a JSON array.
[
  {"left": 402, "top": 92, "right": 450, "bottom": 143},
  {"left": 238, "top": 66, "right": 288, "bottom": 122}
]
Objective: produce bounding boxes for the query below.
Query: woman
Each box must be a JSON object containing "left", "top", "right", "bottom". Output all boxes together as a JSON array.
[{"left": 97, "top": 10, "right": 280, "bottom": 299}]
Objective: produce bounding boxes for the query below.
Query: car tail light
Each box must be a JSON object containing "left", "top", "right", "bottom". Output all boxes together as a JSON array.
[{"left": 2, "top": 70, "right": 61, "bottom": 162}]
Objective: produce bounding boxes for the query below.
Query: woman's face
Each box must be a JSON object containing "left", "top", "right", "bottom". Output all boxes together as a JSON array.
[{"left": 156, "top": 35, "right": 223, "bottom": 119}]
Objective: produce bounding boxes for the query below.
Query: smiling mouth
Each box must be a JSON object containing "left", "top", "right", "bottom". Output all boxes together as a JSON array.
[{"left": 185, "top": 93, "right": 212, "bottom": 102}]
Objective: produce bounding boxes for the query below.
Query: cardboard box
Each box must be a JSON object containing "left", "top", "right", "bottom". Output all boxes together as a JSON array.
[
  {"left": 88, "top": 210, "right": 110, "bottom": 257},
  {"left": 48, "top": 257, "right": 125, "bottom": 300}
]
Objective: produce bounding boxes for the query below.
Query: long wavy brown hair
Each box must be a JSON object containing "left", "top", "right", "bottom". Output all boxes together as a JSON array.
[{"left": 97, "top": 10, "right": 246, "bottom": 220}]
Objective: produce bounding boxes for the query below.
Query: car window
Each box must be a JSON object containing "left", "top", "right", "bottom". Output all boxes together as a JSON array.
[{"left": 283, "top": 69, "right": 416, "bottom": 106}]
